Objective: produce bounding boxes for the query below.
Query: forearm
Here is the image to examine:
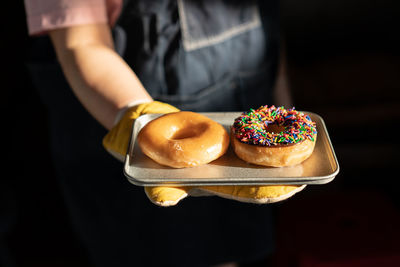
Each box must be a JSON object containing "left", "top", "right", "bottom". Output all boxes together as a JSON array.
[{"left": 49, "top": 24, "right": 153, "bottom": 130}]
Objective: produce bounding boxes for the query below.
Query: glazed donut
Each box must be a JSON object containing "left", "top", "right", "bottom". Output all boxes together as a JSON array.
[
  {"left": 137, "top": 111, "right": 229, "bottom": 168},
  {"left": 231, "top": 105, "right": 317, "bottom": 167}
]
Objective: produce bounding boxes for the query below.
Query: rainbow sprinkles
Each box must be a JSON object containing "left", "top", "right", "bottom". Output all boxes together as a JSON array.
[{"left": 233, "top": 105, "right": 317, "bottom": 146}]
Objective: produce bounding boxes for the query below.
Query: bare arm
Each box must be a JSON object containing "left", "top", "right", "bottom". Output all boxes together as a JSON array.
[{"left": 49, "top": 23, "right": 153, "bottom": 130}]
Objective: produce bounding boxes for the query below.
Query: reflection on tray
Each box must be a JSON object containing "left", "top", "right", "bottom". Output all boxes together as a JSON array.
[{"left": 132, "top": 143, "right": 304, "bottom": 178}]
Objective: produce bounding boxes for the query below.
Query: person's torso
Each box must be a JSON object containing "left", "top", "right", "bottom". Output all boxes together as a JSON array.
[{"left": 115, "top": 0, "right": 280, "bottom": 111}]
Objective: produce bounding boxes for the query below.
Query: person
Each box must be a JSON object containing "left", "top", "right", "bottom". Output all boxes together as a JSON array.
[{"left": 24, "top": 0, "right": 294, "bottom": 266}]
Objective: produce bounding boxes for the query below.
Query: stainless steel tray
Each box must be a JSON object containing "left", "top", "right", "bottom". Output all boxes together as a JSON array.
[{"left": 124, "top": 112, "right": 339, "bottom": 186}]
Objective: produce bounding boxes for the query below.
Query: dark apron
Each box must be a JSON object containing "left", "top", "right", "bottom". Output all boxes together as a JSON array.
[
  {"left": 26, "top": 1, "right": 279, "bottom": 266},
  {"left": 116, "top": 0, "right": 278, "bottom": 111}
]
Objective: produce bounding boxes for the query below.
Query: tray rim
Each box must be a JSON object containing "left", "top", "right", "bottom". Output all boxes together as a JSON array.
[{"left": 124, "top": 111, "right": 340, "bottom": 186}]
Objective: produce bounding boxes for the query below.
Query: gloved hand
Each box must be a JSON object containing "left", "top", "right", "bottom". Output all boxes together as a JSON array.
[{"left": 103, "top": 101, "right": 306, "bottom": 207}]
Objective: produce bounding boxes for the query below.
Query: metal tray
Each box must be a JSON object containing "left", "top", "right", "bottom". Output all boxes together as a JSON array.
[{"left": 124, "top": 112, "right": 339, "bottom": 186}]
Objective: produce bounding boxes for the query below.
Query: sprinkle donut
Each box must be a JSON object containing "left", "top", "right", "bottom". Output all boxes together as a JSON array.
[{"left": 231, "top": 105, "right": 317, "bottom": 167}]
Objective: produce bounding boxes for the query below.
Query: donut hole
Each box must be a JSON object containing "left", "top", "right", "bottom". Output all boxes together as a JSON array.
[
  {"left": 171, "top": 123, "right": 209, "bottom": 140},
  {"left": 265, "top": 123, "right": 286, "bottom": 134}
]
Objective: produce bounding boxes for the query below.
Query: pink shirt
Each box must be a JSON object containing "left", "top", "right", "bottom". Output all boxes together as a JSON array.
[{"left": 24, "top": 0, "right": 123, "bottom": 35}]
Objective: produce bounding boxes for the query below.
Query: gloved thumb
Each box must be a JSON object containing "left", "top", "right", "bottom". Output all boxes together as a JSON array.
[{"left": 103, "top": 101, "right": 179, "bottom": 161}]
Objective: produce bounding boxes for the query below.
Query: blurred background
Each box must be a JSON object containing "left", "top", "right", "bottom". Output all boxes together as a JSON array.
[{"left": 2, "top": 0, "right": 400, "bottom": 266}]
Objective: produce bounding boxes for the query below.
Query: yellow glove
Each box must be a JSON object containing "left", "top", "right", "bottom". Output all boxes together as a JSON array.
[
  {"left": 144, "top": 185, "right": 306, "bottom": 207},
  {"left": 103, "top": 101, "right": 306, "bottom": 207}
]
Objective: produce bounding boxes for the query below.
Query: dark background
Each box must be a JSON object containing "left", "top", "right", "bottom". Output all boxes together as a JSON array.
[{"left": 2, "top": 0, "right": 400, "bottom": 266}]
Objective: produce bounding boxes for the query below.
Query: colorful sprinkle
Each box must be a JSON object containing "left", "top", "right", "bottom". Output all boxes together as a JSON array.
[{"left": 233, "top": 105, "right": 317, "bottom": 146}]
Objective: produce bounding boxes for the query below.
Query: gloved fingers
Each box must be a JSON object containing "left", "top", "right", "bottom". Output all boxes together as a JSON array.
[
  {"left": 197, "top": 185, "right": 307, "bottom": 204},
  {"left": 144, "top": 184, "right": 307, "bottom": 207},
  {"left": 144, "top": 184, "right": 307, "bottom": 206},
  {"left": 144, "top": 186, "right": 191, "bottom": 207}
]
